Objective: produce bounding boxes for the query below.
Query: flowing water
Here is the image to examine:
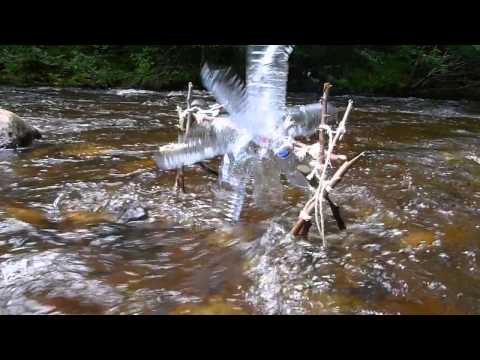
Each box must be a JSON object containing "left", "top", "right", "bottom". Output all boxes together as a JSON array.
[{"left": 1, "top": 86, "right": 480, "bottom": 315}]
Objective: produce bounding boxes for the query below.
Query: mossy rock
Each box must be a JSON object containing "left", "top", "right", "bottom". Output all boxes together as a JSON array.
[
  {"left": 402, "top": 230, "right": 436, "bottom": 247},
  {"left": 60, "top": 210, "right": 116, "bottom": 229},
  {"left": 0, "top": 108, "right": 41, "bottom": 149},
  {"left": 4, "top": 205, "right": 51, "bottom": 228}
]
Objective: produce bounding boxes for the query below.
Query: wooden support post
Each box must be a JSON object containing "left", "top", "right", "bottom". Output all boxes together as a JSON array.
[
  {"left": 290, "top": 84, "right": 362, "bottom": 243},
  {"left": 174, "top": 82, "right": 193, "bottom": 193},
  {"left": 318, "top": 83, "right": 332, "bottom": 165}
]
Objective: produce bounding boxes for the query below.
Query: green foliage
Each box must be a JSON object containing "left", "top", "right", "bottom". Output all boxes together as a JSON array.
[
  {"left": 130, "top": 47, "right": 156, "bottom": 85},
  {"left": 0, "top": 45, "right": 479, "bottom": 99}
]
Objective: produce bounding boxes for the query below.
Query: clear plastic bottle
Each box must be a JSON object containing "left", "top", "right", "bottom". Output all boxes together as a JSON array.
[
  {"left": 154, "top": 125, "right": 237, "bottom": 170},
  {"left": 251, "top": 154, "right": 283, "bottom": 210},
  {"left": 216, "top": 152, "right": 253, "bottom": 221}
]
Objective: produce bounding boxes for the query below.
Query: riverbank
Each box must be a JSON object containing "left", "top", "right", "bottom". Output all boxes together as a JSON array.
[{"left": 2, "top": 45, "right": 480, "bottom": 101}]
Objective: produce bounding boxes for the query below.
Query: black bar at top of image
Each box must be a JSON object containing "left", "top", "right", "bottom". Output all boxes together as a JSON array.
[{"left": 1, "top": 4, "right": 479, "bottom": 44}]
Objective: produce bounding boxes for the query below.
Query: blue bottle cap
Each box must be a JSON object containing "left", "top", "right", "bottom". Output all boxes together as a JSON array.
[{"left": 277, "top": 148, "right": 290, "bottom": 158}]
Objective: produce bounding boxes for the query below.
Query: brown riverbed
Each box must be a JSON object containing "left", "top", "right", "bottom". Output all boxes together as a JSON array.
[{"left": 0, "top": 86, "right": 480, "bottom": 314}]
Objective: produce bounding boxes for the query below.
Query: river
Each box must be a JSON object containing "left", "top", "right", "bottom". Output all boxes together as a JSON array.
[{"left": 1, "top": 86, "right": 479, "bottom": 314}]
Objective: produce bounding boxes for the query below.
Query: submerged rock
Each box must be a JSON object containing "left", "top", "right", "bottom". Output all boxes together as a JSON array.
[
  {"left": 4, "top": 205, "right": 51, "bottom": 228},
  {"left": 116, "top": 203, "right": 149, "bottom": 223},
  {"left": 191, "top": 99, "right": 208, "bottom": 108},
  {"left": 0, "top": 109, "right": 41, "bottom": 149},
  {"left": 60, "top": 210, "right": 116, "bottom": 228},
  {"left": 402, "top": 230, "right": 436, "bottom": 247},
  {"left": 53, "top": 182, "right": 150, "bottom": 226}
]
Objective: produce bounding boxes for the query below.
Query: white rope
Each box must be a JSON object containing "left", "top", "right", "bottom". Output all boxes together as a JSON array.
[{"left": 299, "top": 209, "right": 312, "bottom": 221}]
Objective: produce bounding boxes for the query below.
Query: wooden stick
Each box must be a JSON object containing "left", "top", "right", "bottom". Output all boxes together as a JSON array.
[
  {"left": 290, "top": 219, "right": 312, "bottom": 238},
  {"left": 197, "top": 161, "right": 219, "bottom": 177},
  {"left": 185, "top": 82, "right": 193, "bottom": 135},
  {"left": 318, "top": 83, "right": 332, "bottom": 165},
  {"left": 312, "top": 100, "right": 355, "bottom": 236},
  {"left": 291, "top": 83, "right": 332, "bottom": 238},
  {"left": 290, "top": 153, "right": 363, "bottom": 237},
  {"left": 301, "top": 169, "right": 344, "bottom": 231},
  {"left": 326, "top": 152, "right": 365, "bottom": 192},
  {"left": 291, "top": 92, "right": 362, "bottom": 240},
  {"left": 325, "top": 193, "right": 346, "bottom": 231},
  {"left": 174, "top": 82, "right": 193, "bottom": 192},
  {"left": 290, "top": 198, "right": 315, "bottom": 237},
  {"left": 314, "top": 83, "right": 333, "bottom": 245},
  {"left": 290, "top": 194, "right": 345, "bottom": 237}
]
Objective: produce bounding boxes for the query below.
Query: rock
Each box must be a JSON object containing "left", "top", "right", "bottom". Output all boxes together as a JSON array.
[
  {"left": 117, "top": 205, "right": 149, "bottom": 223},
  {"left": 54, "top": 182, "right": 149, "bottom": 224},
  {"left": 191, "top": 98, "right": 208, "bottom": 108},
  {"left": 0, "top": 109, "right": 41, "bottom": 149},
  {"left": 296, "top": 164, "right": 312, "bottom": 175},
  {"left": 60, "top": 210, "right": 116, "bottom": 228},
  {"left": 402, "top": 230, "right": 435, "bottom": 247},
  {"left": 4, "top": 204, "right": 51, "bottom": 228},
  {"left": 59, "top": 205, "right": 148, "bottom": 229}
]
